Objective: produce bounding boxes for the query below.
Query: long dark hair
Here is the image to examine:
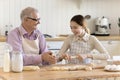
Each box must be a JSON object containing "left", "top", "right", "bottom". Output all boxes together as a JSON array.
[{"left": 70, "top": 15, "right": 90, "bottom": 34}]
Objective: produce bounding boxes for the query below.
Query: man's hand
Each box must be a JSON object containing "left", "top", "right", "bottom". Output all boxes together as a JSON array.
[{"left": 41, "top": 51, "right": 56, "bottom": 64}]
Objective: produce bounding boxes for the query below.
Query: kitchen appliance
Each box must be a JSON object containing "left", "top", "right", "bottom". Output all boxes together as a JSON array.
[{"left": 95, "top": 16, "right": 111, "bottom": 36}]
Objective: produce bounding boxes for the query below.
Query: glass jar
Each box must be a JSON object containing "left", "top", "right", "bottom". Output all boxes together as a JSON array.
[{"left": 11, "top": 51, "right": 23, "bottom": 72}]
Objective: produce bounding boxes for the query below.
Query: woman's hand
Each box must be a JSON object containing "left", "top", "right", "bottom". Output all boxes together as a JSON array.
[
  {"left": 77, "top": 54, "right": 87, "bottom": 61},
  {"left": 59, "top": 53, "right": 70, "bottom": 61},
  {"left": 77, "top": 54, "right": 93, "bottom": 61}
]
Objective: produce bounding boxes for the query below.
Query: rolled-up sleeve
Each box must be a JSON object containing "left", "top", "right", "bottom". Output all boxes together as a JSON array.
[{"left": 90, "top": 36, "right": 110, "bottom": 60}]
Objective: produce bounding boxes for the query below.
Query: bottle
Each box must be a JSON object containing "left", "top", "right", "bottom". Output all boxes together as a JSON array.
[
  {"left": 11, "top": 51, "right": 23, "bottom": 72},
  {"left": 3, "top": 50, "right": 10, "bottom": 72}
]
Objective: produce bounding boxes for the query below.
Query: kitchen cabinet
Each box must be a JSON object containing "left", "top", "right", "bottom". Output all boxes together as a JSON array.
[
  {"left": 100, "top": 40, "right": 120, "bottom": 57},
  {"left": 0, "top": 53, "right": 3, "bottom": 67},
  {"left": 0, "top": 42, "right": 6, "bottom": 67},
  {"left": 47, "top": 41, "right": 63, "bottom": 51},
  {"left": 46, "top": 41, "right": 66, "bottom": 64},
  {"left": 46, "top": 41, "right": 64, "bottom": 56},
  {"left": 46, "top": 39, "right": 120, "bottom": 58}
]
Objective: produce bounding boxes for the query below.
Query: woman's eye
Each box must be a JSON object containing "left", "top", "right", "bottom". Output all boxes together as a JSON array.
[
  {"left": 70, "top": 26, "right": 78, "bottom": 29},
  {"left": 73, "top": 27, "right": 78, "bottom": 29}
]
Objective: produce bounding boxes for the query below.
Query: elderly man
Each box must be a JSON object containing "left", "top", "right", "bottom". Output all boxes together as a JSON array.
[{"left": 7, "top": 7, "right": 56, "bottom": 66}]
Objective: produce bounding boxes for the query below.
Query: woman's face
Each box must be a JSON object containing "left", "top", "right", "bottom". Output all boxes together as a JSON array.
[{"left": 70, "top": 21, "right": 84, "bottom": 35}]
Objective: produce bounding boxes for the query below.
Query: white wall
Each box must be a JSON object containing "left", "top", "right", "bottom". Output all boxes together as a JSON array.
[
  {"left": 0, "top": 0, "right": 120, "bottom": 36},
  {"left": 80, "top": 0, "right": 120, "bottom": 35},
  {"left": 0, "top": 0, "right": 79, "bottom": 36}
]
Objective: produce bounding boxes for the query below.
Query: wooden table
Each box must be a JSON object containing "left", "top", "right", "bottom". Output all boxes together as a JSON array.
[{"left": 0, "top": 68, "right": 120, "bottom": 80}]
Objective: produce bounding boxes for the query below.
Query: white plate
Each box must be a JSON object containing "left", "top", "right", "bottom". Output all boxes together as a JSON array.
[
  {"left": 104, "top": 65, "right": 120, "bottom": 72},
  {"left": 104, "top": 69, "right": 120, "bottom": 72}
]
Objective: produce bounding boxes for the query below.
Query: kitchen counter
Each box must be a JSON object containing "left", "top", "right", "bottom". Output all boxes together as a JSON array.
[
  {"left": 96, "top": 36, "right": 120, "bottom": 41},
  {"left": 0, "top": 35, "right": 120, "bottom": 42},
  {"left": 0, "top": 68, "right": 120, "bottom": 80},
  {"left": 0, "top": 36, "right": 6, "bottom": 42},
  {"left": 46, "top": 35, "right": 120, "bottom": 41}
]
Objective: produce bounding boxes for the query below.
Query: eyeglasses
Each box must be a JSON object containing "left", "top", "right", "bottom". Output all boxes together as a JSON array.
[{"left": 27, "top": 17, "right": 40, "bottom": 22}]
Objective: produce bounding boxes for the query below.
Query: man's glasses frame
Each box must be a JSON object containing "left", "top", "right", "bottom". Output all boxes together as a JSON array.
[{"left": 27, "top": 17, "right": 40, "bottom": 22}]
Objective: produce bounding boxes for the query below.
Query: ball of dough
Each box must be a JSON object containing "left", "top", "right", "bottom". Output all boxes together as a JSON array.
[
  {"left": 111, "top": 65, "right": 117, "bottom": 70},
  {"left": 51, "top": 67, "right": 60, "bottom": 71},
  {"left": 85, "top": 66, "right": 92, "bottom": 71},
  {"left": 60, "top": 66, "right": 69, "bottom": 71},
  {"left": 104, "top": 65, "right": 111, "bottom": 70},
  {"left": 69, "top": 66, "right": 77, "bottom": 71},
  {"left": 23, "top": 66, "right": 40, "bottom": 71}
]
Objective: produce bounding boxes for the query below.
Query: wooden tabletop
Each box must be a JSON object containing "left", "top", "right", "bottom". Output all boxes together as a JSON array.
[{"left": 0, "top": 68, "right": 120, "bottom": 80}]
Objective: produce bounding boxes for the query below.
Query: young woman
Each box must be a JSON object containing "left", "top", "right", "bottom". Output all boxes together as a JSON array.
[{"left": 58, "top": 15, "right": 110, "bottom": 64}]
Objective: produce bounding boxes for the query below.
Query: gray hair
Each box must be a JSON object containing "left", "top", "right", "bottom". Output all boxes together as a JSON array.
[{"left": 20, "top": 7, "right": 38, "bottom": 22}]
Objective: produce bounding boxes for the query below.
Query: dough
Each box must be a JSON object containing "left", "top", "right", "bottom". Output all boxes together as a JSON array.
[
  {"left": 85, "top": 66, "right": 92, "bottom": 71},
  {"left": 23, "top": 66, "right": 40, "bottom": 71},
  {"left": 87, "top": 63, "right": 96, "bottom": 68},
  {"left": 74, "top": 65, "right": 86, "bottom": 70},
  {"left": 69, "top": 66, "right": 77, "bottom": 71},
  {"left": 60, "top": 66, "right": 70, "bottom": 71},
  {"left": 49, "top": 66, "right": 60, "bottom": 71},
  {"left": 47, "top": 65, "right": 87, "bottom": 71},
  {"left": 104, "top": 65, "right": 111, "bottom": 70}
]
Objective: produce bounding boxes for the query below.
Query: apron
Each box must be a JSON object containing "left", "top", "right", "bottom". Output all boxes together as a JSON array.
[
  {"left": 19, "top": 28, "right": 39, "bottom": 56},
  {"left": 68, "top": 37, "right": 92, "bottom": 64}
]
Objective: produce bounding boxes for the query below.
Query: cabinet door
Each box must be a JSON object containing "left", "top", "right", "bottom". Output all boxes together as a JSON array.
[
  {"left": 46, "top": 41, "right": 66, "bottom": 64},
  {"left": 46, "top": 41, "right": 63, "bottom": 50},
  {"left": 100, "top": 41, "right": 120, "bottom": 56},
  {"left": 46, "top": 41, "right": 63, "bottom": 60},
  {"left": 0, "top": 42, "right": 6, "bottom": 67}
]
